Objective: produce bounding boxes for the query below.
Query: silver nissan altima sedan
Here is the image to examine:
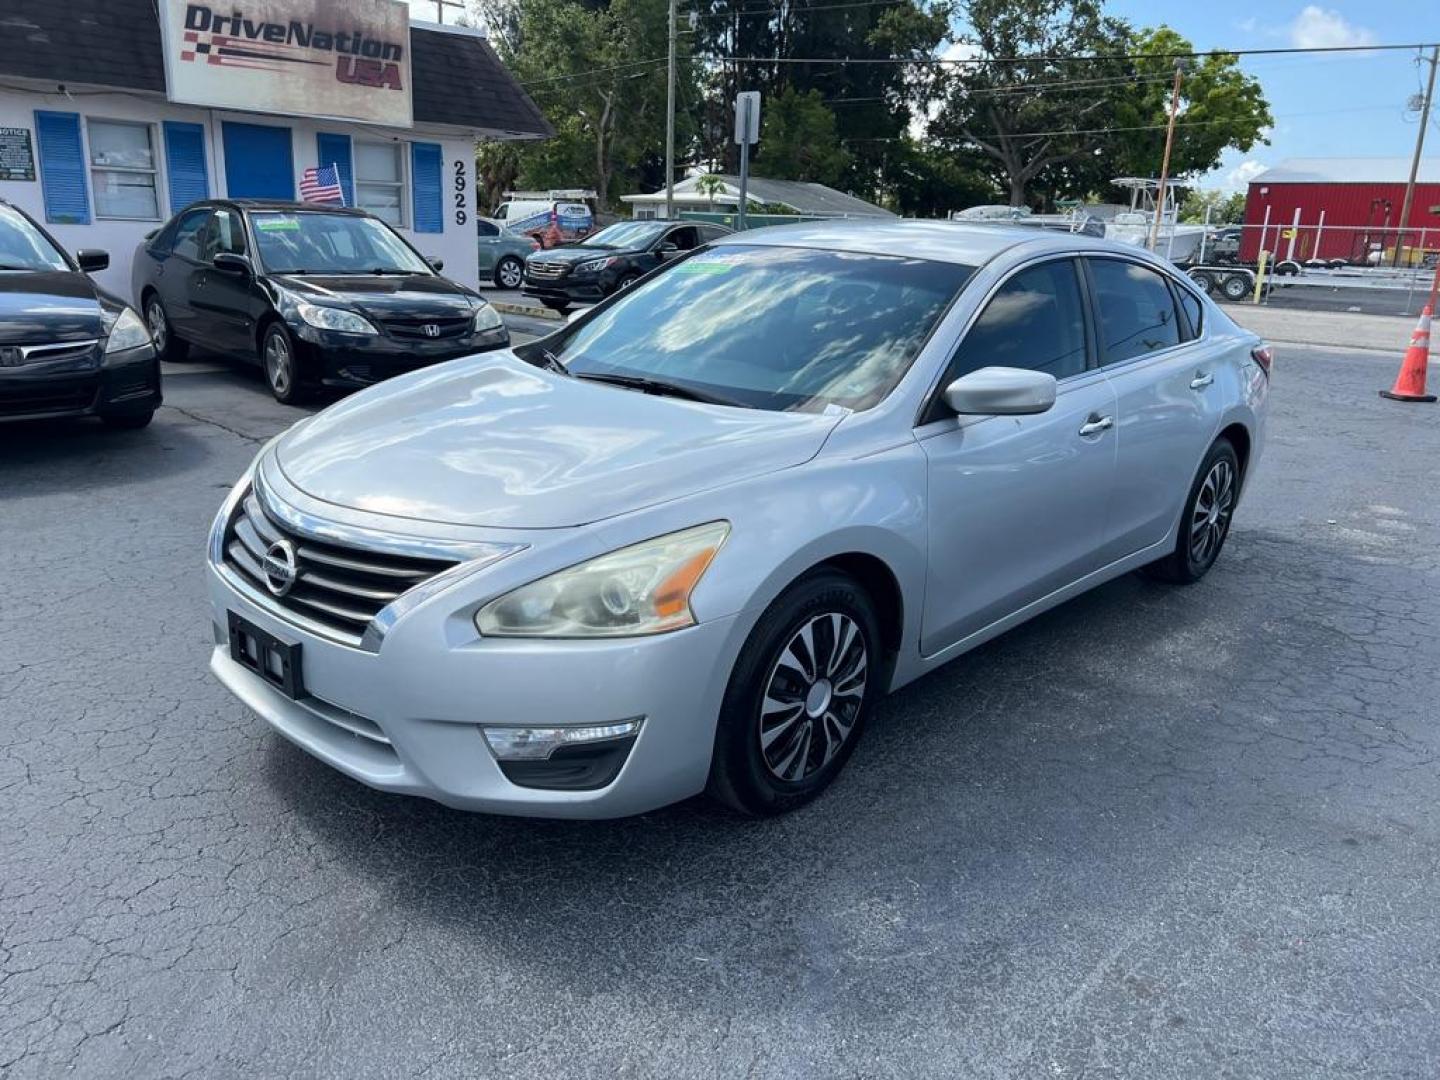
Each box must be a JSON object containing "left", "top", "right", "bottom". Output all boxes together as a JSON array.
[{"left": 206, "top": 220, "right": 1270, "bottom": 818}]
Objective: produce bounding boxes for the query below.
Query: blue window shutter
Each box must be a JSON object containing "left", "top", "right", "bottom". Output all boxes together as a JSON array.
[
  {"left": 162, "top": 122, "right": 209, "bottom": 214},
  {"left": 34, "top": 111, "right": 90, "bottom": 224},
  {"left": 411, "top": 142, "right": 443, "bottom": 233},
  {"left": 316, "top": 133, "right": 354, "bottom": 206},
  {"left": 221, "top": 122, "right": 294, "bottom": 199}
]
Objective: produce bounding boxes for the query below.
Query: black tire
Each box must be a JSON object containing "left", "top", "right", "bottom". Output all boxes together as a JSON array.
[
  {"left": 101, "top": 410, "right": 154, "bottom": 431},
  {"left": 494, "top": 255, "right": 524, "bottom": 290},
  {"left": 260, "top": 322, "right": 308, "bottom": 405},
  {"left": 1189, "top": 271, "right": 1215, "bottom": 297},
  {"left": 707, "top": 570, "right": 883, "bottom": 816},
  {"left": 143, "top": 293, "right": 188, "bottom": 362},
  {"left": 612, "top": 272, "right": 640, "bottom": 294},
  {"left": 542, "top": 300, "right": 571, "bottom": 314},
  {"left": 1220, "top": 273, "right": 1250, "bottom": 301},
  {"left": 1143, "top": 438, "right": 1241, "bottom": 585}
]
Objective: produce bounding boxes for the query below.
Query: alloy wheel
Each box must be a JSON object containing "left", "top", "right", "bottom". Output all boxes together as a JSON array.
[
  {"left": 1190, "top": 458, "right": 1236, "bottom": 568},
  {"left": 759, "top": 612, "right": 868, "bottom": 782},
  {"left": 264, "top": 332, "right": 293, "bottom": 397},
  {"left": 145, "top": 300, "right": 167, "bottom": 352},
  {"left": 498, "top": 259, "right": 523, "bottom": 288}
]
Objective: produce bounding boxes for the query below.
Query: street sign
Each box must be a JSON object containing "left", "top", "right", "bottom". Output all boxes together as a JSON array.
[{"left": 734, "top": 91, "right": 761, "bottom": 145}]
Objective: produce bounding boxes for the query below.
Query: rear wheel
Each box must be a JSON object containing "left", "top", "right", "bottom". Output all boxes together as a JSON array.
[
  {"left": 707, "top": 570, "right": 881, "bottom": 816},
  {"left": 261, "top": 323, "right": 307, "bottom": 404},
  {"left": 494, "top": 255, "right": 524, "bottom": 289},
  {"left": 1220, "top": 273, "right": 1250, "bottom": 301},
  {"left": 144, "top": 294, "right": 188, "bottom": 361},
  {"left": 1189, "top": 271, "right": 1215, "bottom": 297},
  {"left": 1143, "top": 438, "right": 1240, "bottom": 584}
]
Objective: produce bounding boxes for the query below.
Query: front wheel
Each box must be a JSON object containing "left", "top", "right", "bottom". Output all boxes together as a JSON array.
[
  {"left": 1189, "top": 271, "right": 1215, "bottom": 297},
  {"left": 1143, "top": 438, "right": 1241, "bottom": 584},
  {"left": 542, "top": 300, "right": 570, "bottom": 315},
  {"left": 1220, "top": 273, "right": 1250, "bottom": 301},
  {"left": 144, "top": 295, "right": 188, "bottom": 362},
  {"left": 707, "top": 570, "right": 882, "bottom": 816},
  {"left": 494, "top": 255, "right": 524, "bottom": 289},
  {"left": 260, "top": 323, "right": 307, "bottom": 404}
]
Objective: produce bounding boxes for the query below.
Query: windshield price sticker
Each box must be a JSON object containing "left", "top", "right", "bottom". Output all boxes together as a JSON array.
[
  {"left": 256, "top": 217, "right": 301, "bottom": 232},
  {"left": 676, "top": 253, "right": 743, "bottom": 274}
]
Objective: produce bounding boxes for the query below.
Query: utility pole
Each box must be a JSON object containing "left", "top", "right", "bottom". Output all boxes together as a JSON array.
[
  {"left": 1148, "top": 58, "right": 1186, "bottom": 252},
  {"left": 664, "top": 0, "right": 677, "bottom": 220},
  {"left": 1394, "top": 45, "right": 1438, "bottom": 268}
]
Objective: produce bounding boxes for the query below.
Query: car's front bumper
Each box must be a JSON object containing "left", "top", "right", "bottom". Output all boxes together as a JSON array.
[
  {"left": 0, "top": 342, "right": 160, "bottom": 423},
  {"left": 292, "top": 326, "right": 511, "bottom": 388},
  {"left": 206, "top": 536, "right": 742, "bottom": 819},
  {"left": 521, "top": 274, "right": 608, "bottom": 304}
]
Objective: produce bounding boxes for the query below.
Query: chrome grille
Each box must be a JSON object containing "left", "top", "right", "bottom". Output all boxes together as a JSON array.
[
  {"left": 0, "top": 339, "right": 99, "bottom": 369},
  {"left": 525, "top": 261, "right": 569, "bottom": 281},
  {"left": 223, "top": 492, "right": 458, "bottom": 645},
  {"left": 380, "top": 316, "right": 472, "bottom": 341}
]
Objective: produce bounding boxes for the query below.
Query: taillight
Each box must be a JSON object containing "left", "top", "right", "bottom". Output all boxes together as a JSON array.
[{"left": 1251, "top": 344, "right": 1273, "bottom": 377}]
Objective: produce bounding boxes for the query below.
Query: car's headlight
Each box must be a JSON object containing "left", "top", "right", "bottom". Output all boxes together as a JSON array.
[
  {"left": 576, "top": 257, "right": 618, "bottom": 273},
  {"left": 104, "top": 306, "right": 150, "bottom": 353},
  {"left": 476, "top": 522, "right": 729, "bottom": 638},
  {"left": 295, "top": 301, "right": 378, "bottom": 335},
  {"left": 472, "top": 303, "right": 503, "bottom": 333}
]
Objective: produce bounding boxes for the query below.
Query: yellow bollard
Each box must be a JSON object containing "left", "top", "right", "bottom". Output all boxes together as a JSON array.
[{"left": 1253, "top": 250, "right": 1269, "bottom": 304}]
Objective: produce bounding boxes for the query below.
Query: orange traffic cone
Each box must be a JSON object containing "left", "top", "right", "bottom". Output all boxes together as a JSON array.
[{"left": 1380, "top": 305, "right": 1437, "bottom": 403}]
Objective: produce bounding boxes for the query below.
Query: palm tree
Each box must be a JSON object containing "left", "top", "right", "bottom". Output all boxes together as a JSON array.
[{"left": 694, "top": 173, "right": 726, "bottom": 212}]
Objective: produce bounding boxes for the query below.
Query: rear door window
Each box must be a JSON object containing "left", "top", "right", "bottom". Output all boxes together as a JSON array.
[
  {"left": 1176, "top": 284, "right": 1203, "bottom": 339},
  {"left": 1088, "top": 258, "right": 1182, "bottom": 364}
]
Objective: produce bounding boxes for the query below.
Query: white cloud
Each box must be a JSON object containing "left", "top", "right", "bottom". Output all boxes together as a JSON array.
[
  {"left": 1224, "top": 160, "right": 1269, "bottom": 192},
  {"left": 1288, "top": 6, "right": 1377, "bottom": 50}
]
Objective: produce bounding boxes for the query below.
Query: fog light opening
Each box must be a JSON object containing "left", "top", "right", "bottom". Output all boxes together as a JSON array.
[
  {"left": 483, "top": 718, "right": 645, "bottom": 792},
  {"left": 482, "top": 718, "right": 644, "bottom": 762}
]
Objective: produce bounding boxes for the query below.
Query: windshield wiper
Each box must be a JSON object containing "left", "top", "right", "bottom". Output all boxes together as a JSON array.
[
  {"left": 0, "top": 264, "right": 39, "bottom": 271},
  {"left": 363, "top": 267, "right": 413, "bottom": 275},
  {"left": 575, "top": 371, "right": 742, "bottom": 407},
  {"left": 533, "top": 348, "right": 571, "bottom": 377}
]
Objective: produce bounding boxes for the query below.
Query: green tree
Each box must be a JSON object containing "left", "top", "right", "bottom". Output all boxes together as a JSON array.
[
  {"left": 751, "top": 87, "right": 851, "bottom": 186},
  {"left": 1179, "top": 188, "right": 1246, "bottom": 224}
]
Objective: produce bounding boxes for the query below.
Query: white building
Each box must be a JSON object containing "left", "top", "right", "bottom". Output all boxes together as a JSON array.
[
  {"left": 621, "top": 174, "right": 896, "bottom": 221},
  {"left": 0, "top": 0, "right": 550, "bottom": 300}
]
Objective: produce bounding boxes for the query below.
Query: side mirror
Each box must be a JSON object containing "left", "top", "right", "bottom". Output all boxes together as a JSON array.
[
  {"left": 943, "top": 367, "right": 1057, "bottom": 416},
  {"left": 426, "top": 256, "right": 444, "bottom": 272},
  {"left": 212, "top": 252, "right": 251, "bottom": 277},
  {"left": 657, "top": 242, "right": 680, "bottom": 259},
  {"left": 76, "top": 249, "right": 109, "bottom": 273}
]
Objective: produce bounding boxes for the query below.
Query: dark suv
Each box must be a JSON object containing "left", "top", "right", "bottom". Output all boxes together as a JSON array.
[
  {"left": 132, "top": 200, "right": 509, "bottom": 403},
  {"left": 522, "top": 220, "right": 731, "bottom": 312},
  {"left": 0, "top": 199, "right": 160, "bottom": 429}
]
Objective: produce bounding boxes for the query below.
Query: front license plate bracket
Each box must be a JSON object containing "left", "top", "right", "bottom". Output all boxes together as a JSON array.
[{"left": 227, "top": 611, "right": 304, "bottom": 699}]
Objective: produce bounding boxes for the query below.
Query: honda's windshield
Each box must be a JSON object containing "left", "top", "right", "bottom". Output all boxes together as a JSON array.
[
  {"left": 248, "top": 212, "right": 431, "bottom": 276},
  {"left": 0, "top": 205, "right": 70, "bottom": 272},
  {"left": 578, "top": 222, "right": 668, "bottom": 250},
  {"left": 549, "top": 245, "right": 972, "bottom": 412}
]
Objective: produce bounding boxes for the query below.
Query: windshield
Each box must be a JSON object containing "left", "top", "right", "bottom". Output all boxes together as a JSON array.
[
  {"left": 0, "top": 205, "right": 70, "bottom": 271},
  {"left": 578, "top": 221, "right": 668, "bottom": 250},
  {"left": 248, "top": 212, "right": 431, "bottom": 275},
  {"left": 551, "top": 245, "right": 973, "bottom": 412}
]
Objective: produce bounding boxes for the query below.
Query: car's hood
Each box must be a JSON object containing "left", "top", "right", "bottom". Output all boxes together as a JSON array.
[
  {"left": 532, "top": 246, "right": 643, "bottom": 264},
  {"left": 0, "top": 270, "right": 104, "bottom": 344},
  {"left": 274, "top": 352, "right": 843, "bottom": 529},
  {"left": 272, "top": 273, "right": 476, "bottom": 321}
]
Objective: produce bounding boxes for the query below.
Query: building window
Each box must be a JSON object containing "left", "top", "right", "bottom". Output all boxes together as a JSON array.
[
  {"left": 87, "top": 119, "right": 159, "bottom": 219},
  {"left": 354, "top": 140, "right": 404, "bottom": 226},
  {"left": 634, "top": 207, "right": 658, "bottom": 221}
]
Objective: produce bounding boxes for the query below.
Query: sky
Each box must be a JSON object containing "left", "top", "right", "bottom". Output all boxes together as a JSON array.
[{"left": 1099, "top": 1, "right": 1438, "bottom": 191}]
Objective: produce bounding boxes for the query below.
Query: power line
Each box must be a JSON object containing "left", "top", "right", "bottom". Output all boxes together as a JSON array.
[
  {"left": 723, "top": 40, "right": 1440, "bottom": 67},
  {"left": 517, "top": 57, "right": 670, "bottom": 87},
  {"left": 689, "top": 0, "right": 904, "bottom": 21}
]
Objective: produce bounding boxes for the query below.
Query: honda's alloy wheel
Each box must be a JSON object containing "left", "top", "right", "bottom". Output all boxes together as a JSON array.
[
  {"left": 261, "top": 323, "right": 307, "bottom": 405},
  {"left": 144, "top": 295, "right": 188, "bottom": 361}
]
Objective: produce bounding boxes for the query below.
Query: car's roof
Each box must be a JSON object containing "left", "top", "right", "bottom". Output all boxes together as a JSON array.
[
  {"left": 223, "top": 199, "right": 370, "bottom": 215},
  {"left": 709, "top": 218, "right": 1155, "bottom": 267}
]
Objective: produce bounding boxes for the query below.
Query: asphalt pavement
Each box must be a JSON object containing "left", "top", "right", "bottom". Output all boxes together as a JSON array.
[{"left": 2, "top": 341, "right": 1439, "bottom": 1078}]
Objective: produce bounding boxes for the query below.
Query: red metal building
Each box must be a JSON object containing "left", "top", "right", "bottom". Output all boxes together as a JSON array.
[{"left": 1241, "top": 158, "right": 1440, "bottom": 264}]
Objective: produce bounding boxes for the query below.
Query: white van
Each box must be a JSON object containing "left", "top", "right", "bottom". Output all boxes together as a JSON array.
[{"left": 492, "top": 189, "right": 597, "bottom": 241}]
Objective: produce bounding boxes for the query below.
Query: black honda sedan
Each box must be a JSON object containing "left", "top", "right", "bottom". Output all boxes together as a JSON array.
[
  {"left": 0, "top": 199, "right": 159, "bottom": 429},
  {"left": 132, "top": 200, "right": 509, "bottom": 403},
  {"left": 522, "top": 220, "right": 731, "bottom": 312}
]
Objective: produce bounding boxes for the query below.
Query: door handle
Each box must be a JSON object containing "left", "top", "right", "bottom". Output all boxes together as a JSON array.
[
  {"left": 1078, "top": 414, "right": 1113, "bottom": 437},
  {"left": 1190, "top": 372, "right": 1214, "bottom": 389}
]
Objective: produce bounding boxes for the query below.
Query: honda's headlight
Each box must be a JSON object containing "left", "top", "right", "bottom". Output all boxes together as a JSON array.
[
  {"left": 472, "top": 303, "right": 503, "bottom": 333},
  {"left": 295, "top": 301, "right": 378, "bottom": 335},
  {"left": 476, "top": 522, "right": 729, "bottom": 638},
  {"left": 104, "top": 306, "right": 150, "bottom": 353},
  {"left": 577, "top": 256, "right": 618, "bottom": 273}
]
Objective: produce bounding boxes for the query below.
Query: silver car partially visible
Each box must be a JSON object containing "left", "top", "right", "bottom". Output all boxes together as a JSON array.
[{"left": 205, "top": 221, "right": 1269, "bottom": 818}]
